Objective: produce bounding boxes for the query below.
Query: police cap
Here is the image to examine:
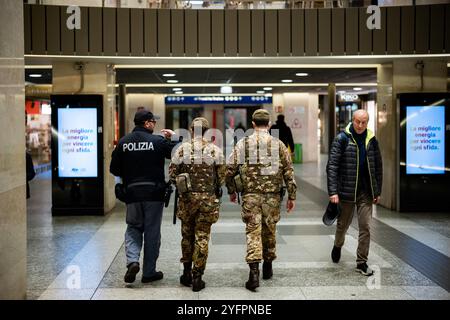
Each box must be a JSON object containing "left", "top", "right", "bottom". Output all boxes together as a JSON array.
[{"left": 134, "top": 110, "right": 160, "bottom": 125}]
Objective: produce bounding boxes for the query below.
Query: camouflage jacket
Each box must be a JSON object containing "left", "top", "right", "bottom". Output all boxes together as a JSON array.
[
  {"left": 169, "top": 137, "right": 226, "bottom": 193},
  {"left": 226, "top": 129, "right": 297, "bottom": 200}
]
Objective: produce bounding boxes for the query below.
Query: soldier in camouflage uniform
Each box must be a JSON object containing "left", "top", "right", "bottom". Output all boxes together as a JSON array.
[
  {"left": 169, "top": 117, "right": 226, "bottom": 292},
  {"left": 226, "top": 109, "right": 297, "bottom": 291}
]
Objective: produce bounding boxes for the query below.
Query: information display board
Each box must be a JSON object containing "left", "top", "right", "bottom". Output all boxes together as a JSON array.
[
  {"left": 58, "top": 108, "right": 98, "bottom": 178},
  {"left": 398, "top": 93, "right": 450, "bottom": 212},
  {"left": 406, "top": 106, "right": 445, "bottom": 175},
  {"left": 51, "top": 95, "right": 104, "bottom": 215}
]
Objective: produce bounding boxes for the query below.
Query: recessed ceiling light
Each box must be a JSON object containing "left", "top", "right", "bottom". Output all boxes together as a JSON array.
[
  {"left": 29, "top": 74, "right": 42, "bottom": 78},
  {"left": 295, "top": 73, "right": 309, "bottom": 77},
  {"left": 220, "top": 86, "right": 232, "bottom": 94},
  {"left": 167, "top": 80, "right": 178, "bottom": 83},
  {"left": 163, "top": 73, "right": 176, "bottom": 77},
  {"left": 353, "top": 87, "right": 362, "bottom": 91},
  {"left": 172, "top": 88, "right": 182, "bottom": 91},
  {"left": 281, "top": 79, "right": 292, "bottom": 83},
  {"left": 263, "top": 87, "right": 272, "bottom": 91},
  {"left": 256, "top": 90, "right": 265, "bottom": 94},
  {"left": 175, "top": 91, "right": 183, "bottom": 94}
]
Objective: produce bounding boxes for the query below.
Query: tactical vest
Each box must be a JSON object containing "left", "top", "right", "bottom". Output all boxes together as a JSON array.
[
  {"left": 182, "top": 139, "right": 217, "bottom": 193},
  {"left": 240, "top": 135, "right": 284, "bottom": 194}
]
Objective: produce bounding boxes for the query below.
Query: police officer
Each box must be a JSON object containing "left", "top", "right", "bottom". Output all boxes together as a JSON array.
[
  {"left": 226, "top": 109, "right": 297, "bottom": 292},
  {"left": 110, "top": 109, "right": 176, "bottom": 284},
  {"left": 169, "top": 118, "right": 226, "bottom": 292}
]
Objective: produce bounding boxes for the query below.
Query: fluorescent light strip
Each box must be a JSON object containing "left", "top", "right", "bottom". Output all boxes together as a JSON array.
[
  {"left": 124, "top": 83, "right": 377, "bottom": 88},
  {"left": 115, "top": 64, "right": 380, "bottom": 69},
  {"left": 25, "top": 65, "right": 52, "bottom": 69},
  {"left": 164, "top": 93, "right": 278, "bottom": 97}
]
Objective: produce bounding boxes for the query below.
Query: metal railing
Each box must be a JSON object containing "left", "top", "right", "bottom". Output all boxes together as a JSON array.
[{"left": 25, "top": 0, "right": 450, "bottom": 10}]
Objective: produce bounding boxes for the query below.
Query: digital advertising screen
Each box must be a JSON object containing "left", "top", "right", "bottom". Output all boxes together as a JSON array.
[
  {"left": 57, "top": 108, "right": 98, "bottom": 178},
  {"left": 406, "top": 106, "right": 445, "bottom": 174}
]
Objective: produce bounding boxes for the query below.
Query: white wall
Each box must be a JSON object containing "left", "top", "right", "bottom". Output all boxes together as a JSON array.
[
  {"left": 271, "top": 93, "right": 319, "bottom": 162},
  {"left": 126, "top": 93, "right": 166, "bottom": 134}
]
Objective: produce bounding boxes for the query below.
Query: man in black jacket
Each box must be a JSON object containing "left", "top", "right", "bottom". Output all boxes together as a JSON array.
[
  {"left": 110, "top": 110, "right": 176, "bottom": 284},
  {"left": 270, "top": 114, "right": 295, "bottom": 153},
  {"left": 326, "top": 109, "right": 382, "bottom": 276}
]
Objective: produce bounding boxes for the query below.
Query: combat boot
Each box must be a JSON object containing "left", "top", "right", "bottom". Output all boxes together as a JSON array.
[
  {"left": 180, "top": 262, "right": 192, "bottom": 287},
  {"left": 192, "top": 274, "right": 205, "bottom": 292},
  {"left": 262, "top": 261, "right": 273, "bottom": 280},
  {"left": 245, "top": 262, "right": 260, "bottom": 291}
]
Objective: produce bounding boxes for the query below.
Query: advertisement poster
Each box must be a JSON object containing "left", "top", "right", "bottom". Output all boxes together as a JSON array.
[
  {"left": 58, "top": 108, "right": 98, "bottom": 178},
  {"left": 286, "top": 106, "right": 305, "bottom": 144},
  {"left": 406, "top": 106, "right": 445, "bottom": 174}
]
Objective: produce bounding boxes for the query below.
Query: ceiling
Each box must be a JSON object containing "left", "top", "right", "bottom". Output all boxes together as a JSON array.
[
  {"left": 118, "top": 67, "right": 377, "bottom": 94},
  {"left": 25, "top": 67, "right": 379, "bottom": 94}
]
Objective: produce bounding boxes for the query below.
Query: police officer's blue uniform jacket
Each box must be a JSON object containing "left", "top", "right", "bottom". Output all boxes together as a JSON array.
[{"left": 110, "top": 126, "right": 176, "bottom": 202}]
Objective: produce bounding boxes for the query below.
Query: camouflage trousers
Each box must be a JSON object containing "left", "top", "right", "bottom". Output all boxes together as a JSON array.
[
  {"left": 177, "top": 192, "right": 220, "bottom": 276},
  {"left": 241, "top": 193, "right": 281, "bottom": 264}
]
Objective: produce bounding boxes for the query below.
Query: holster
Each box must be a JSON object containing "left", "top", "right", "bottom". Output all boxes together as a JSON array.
[
  {"left": 164, "top": 182, "right": 173, "bottom": 207},
  {"left": 215, "top": 186, "right": 223, "bottom": 199},
  {"left": 115, "top": 183, "right": 128, "bottom": 203},
  {"left": 280, "top": 186, "right": 287, "bottom": 201}
]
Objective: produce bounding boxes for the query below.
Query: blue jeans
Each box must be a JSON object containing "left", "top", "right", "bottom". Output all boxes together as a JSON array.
[{"left": 125, "top": 201, "right": 164, "bottom": 278}]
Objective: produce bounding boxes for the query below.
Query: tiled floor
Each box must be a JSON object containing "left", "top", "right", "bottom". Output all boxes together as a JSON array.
[{"left": 26, "top": 156, "right": 450, "bottom": 300}]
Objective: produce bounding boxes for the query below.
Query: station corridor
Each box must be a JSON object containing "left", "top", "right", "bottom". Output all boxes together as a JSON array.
[{"left": 26, "top": 157, "right": 450, "bottom": 300}]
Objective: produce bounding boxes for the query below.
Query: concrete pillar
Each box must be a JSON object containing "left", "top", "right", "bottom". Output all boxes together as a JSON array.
[
  {"left": 118, "top": 84, "right": 126, "bottom": 139},
  {"left": 377, "top": 59, "right": 447, "bottom": 210},
  {"left": 392, "top": 59, "right": 447, "bottom": 93},
  {"left": 320, "top": 95, "right": 330, "bottom": 154},
  {"left": 153, "top": 95, "right": 166, "bottom": 132},
  {"left": 327, "top": 84, "right": 337, "bottom": 151},
  {"left": 126, "top": 94, "right": 166, "bottom": 134},
  {"left": 0, "top": 0, "right": 26, "bottom": 299},
  {"left": 52, "top": 62, "right": 117, "bottom": 213},
  {"left": 377, "top": 64, "right": 395, "bottom": 209}
]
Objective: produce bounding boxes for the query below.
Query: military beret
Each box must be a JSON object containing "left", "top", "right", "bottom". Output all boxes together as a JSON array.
[
  {"left": 252, "top": 109, "right": 271, "bottom": 122},
  {"left": 191, "top": 117, "right": 210, "bottom": 130}
]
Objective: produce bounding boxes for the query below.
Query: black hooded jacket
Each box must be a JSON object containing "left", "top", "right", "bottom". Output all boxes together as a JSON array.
[{"left": 326, "top": 123, "right": 383, "bottom": 202}]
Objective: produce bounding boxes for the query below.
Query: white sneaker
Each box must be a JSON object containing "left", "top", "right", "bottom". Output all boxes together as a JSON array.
[{"left": 355, "top": 263, "right": 374, "bottom": 276}]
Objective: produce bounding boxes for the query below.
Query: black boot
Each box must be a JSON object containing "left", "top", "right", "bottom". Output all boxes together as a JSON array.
[
  {"left": 180, "top": 262, "right": 192, "bottom": 287},
  {"left": 262, "top": 261, "right": 273, "bottom": 280},
  {"left": 192, "top": 274, "right": 205, "bottom": 292},
  {"left": 245, "top": 262, "right": 260, "bottom": 291}
]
